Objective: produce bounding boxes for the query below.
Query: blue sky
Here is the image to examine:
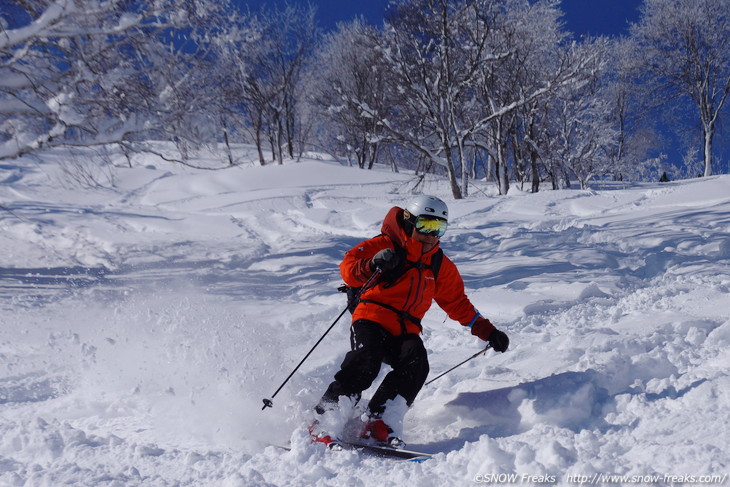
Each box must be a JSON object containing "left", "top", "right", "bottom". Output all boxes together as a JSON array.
[
  {"left": 236, "top": 0, "right": 643, "bottom": 38},
  {"left": 2, "top": 0, "right": 642, "bottom": 38},
  {"left": 560, "top": 0, "right": 641, "bottom": 37}
]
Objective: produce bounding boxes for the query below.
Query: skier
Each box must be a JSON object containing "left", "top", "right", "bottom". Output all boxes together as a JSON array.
[{"left": 310, "top": 195, "right": 509, "bottom": 449}]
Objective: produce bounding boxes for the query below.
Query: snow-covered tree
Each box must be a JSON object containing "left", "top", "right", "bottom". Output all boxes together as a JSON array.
[
  {"left": 630, "top": 0, "right": 730, "bottom": 177},
  {"left": 0, "top": 0, "right": 249, "bottom": 165},
  {"left": 0, "top": 1, "right": 175, "bottom": 160},
  {"left": 307, "top": 19, "right": 392, "bottom": 169},
  {"left": 548, "top": 45, "right": 616, "bottom": 190},
  {"left": 227, "top": 3, "right": 319, "bottom": 165},
  {"left": 468, "top": 0, "right": 608, "bottom": 194},
  {"left": 364, "top": 0, "right": 501, "bottom": 198},
  {"left": 599, "top": 37, "right": 660, "bottom": 181},
  {"left": 472, "top": 0, "right": 568, "bottom": 195}
]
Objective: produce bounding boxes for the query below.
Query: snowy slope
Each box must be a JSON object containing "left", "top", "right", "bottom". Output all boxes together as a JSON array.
[{"left": 1, "top": 148, "right": 729, "bottom": 486}]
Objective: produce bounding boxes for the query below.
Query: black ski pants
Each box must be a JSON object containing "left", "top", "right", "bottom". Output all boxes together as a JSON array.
[{"left": 318, "top": 319, "right": 429, "bottom": 417}]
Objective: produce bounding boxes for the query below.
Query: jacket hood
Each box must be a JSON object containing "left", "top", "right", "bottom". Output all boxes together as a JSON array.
[
  {"left": 380, "top": 206, "right": 407, "bottom": 247},
  {"left": 380, "top": 206, "right": 440, "bottom": 259}
]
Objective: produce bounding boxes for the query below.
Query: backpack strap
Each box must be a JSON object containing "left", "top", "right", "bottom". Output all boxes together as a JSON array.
[
  {"left": 381, "top": 236, "right": 442, "bottom": 286},
  {"left": 339, "top": 236, "right": 444, "bottom": 323},
  {"left": 357, "top": 298, "right": 423, "bottom": 332},
  {"left": 413, "top": 248, "right": 442, "bottom": 279}
]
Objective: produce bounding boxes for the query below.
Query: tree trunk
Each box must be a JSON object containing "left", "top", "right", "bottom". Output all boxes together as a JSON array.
[
  {"left": 496, "top": 138, "right": 509, "bottom": 195},
  {"left": 485, "top": 153, "right": 495, "bottom": 181},
  {"left": 222, "top": 122, "right": 234, "bottom": 166},
  {"left": 561, "top": 168, "right": 571, "bottom": 189},
  {"left": 443, "top": 146, "right": 463, "bottom": 199},
  {"left": 528, "top": 118, "right": 540, "bottom": 193},
  {"left": 276, "top": 115, "right": 284, "bottom": 165},
  {"left": 367, "top": 143, "right": 379, "bottom": 170},
  {"left": 530, "top": 149, "right": 540, "bottom": 193},
  {"left": 458, "top": 139, "right": 469, "bottom": 198},
  {"left": 498, "top": 161, "right": 509, "bottom": 195},
  {"left": 703, "top": 123, "right": 714, "bottom": 177},
  {"left": 254, "top": 115, "right": 266, "bottom": 165}
]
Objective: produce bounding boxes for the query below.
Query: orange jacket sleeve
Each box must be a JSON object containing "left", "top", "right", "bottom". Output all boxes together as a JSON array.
[
  {"left": 433, "top": 255, "right": 481, "bottom": 327},
  {"left": 340, "top": 235, "right": 392, "bottom": 286}
]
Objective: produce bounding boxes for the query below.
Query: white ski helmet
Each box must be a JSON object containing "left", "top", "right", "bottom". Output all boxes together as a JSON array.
[{"left": 405, "top": 195, "right": 448, "bottom": 221}]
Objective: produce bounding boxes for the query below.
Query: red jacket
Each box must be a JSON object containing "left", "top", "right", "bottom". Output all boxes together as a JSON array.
[{"left": 340, "top": 206, "right": 481, "bottom": 336}]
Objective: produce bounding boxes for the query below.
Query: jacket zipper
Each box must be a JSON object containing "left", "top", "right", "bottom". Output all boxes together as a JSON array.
[
  {"left": 405, "top": 259, "right": 424, "bottom": 316},
  {"left": 403, "top": 273, "right": 414, "bottom": 312}
]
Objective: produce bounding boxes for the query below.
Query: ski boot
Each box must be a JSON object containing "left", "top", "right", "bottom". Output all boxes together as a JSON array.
[
  {"left": 360, "top": 418, "right": 405, "bottom": 449},
  {"left": 308, "top": 421, "right": 343, "bottom": 451}
]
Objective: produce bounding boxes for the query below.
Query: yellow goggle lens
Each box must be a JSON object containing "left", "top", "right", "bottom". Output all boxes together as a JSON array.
[{"left": 415, "top": 216, "right": 448, "bottom": 237}]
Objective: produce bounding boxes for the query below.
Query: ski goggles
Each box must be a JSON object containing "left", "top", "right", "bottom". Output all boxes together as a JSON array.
[{"left": 414, "top": 215, "right": 448, "bottom": 237}]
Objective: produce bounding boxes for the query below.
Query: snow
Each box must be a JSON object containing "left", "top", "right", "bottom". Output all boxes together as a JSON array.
[{"left": 1, "top": 147, "right": 729, "bottom": 486}]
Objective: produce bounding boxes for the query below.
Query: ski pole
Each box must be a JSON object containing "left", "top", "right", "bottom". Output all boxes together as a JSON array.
[
  {"left": 262, "top": 268, "right": 383, "bottom": 411},
  {"left": 424, "top": 344, "right": 491, "bottom": 386}
]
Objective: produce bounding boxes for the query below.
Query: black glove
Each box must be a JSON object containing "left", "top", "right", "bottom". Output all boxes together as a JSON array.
[
  {"left": 471, "top": 318, "right": 509, "bottom": 353},
  {"left": 371, "top": 248, "right": 399, "bottom": 272},
  {"left": 489, "top": 329, "right": 509, "bottom": 353}
]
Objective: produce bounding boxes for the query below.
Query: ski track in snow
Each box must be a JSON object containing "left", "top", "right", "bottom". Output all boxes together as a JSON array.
[{"left": 1, "top": 148, "right": 729, "bottom": 486}]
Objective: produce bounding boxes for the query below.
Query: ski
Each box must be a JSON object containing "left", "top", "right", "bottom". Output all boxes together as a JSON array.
[
  {"left": 339, "top": 441, "right": 431, "bottom": 461},
  {"left": 263, "top": 439, "right": 431, "bottom": 461}
]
